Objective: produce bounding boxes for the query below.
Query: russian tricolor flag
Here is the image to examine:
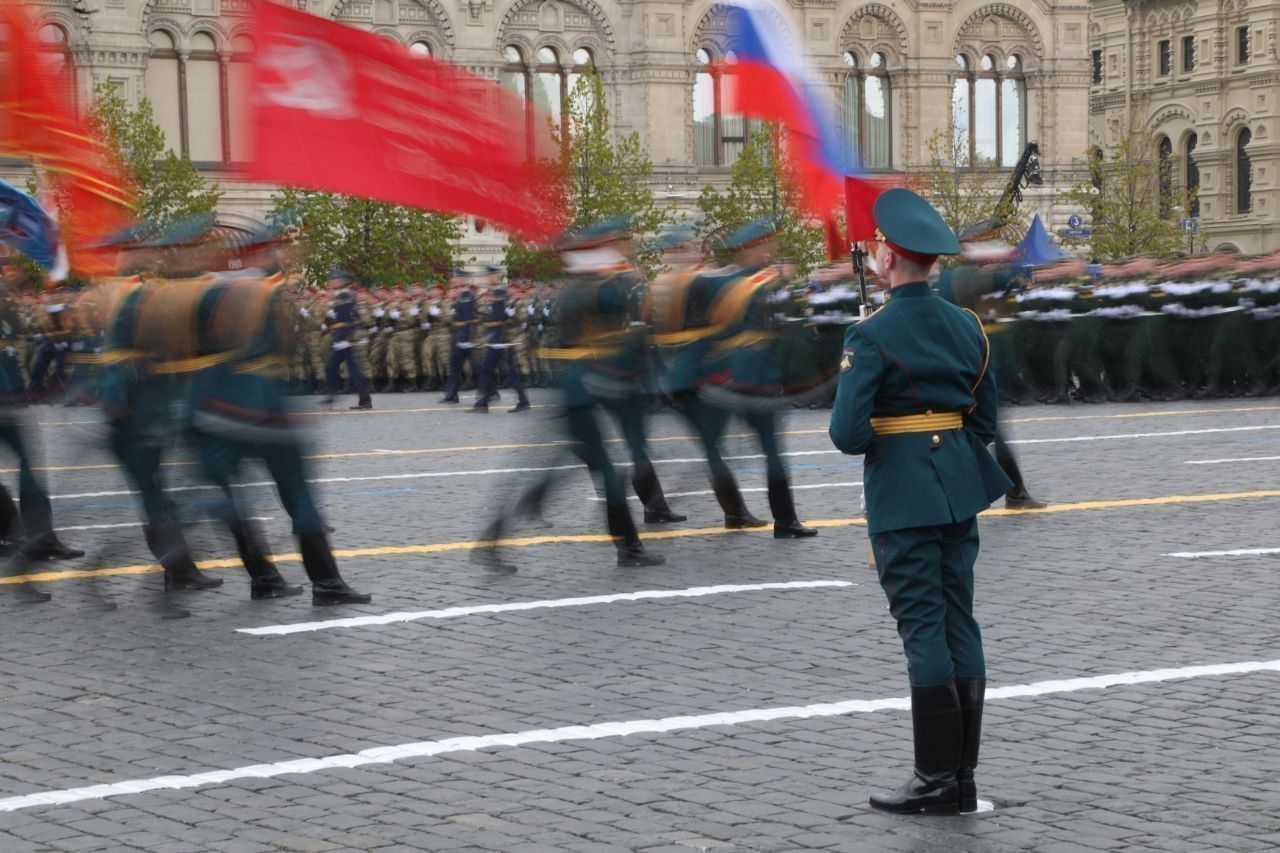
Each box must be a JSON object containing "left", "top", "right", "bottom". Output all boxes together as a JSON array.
[{"left": 719, "top": 3, "right": 900, "bottom": 254}]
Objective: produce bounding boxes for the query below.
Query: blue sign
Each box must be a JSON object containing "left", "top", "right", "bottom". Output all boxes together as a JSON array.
[
  {"left": 1182, "top": 218, "right": 1199, "bottom": 234},
  {"left": 1067, "top": 214, "right": 1084, "bottom": 230},
  {"left": 1066, "top": 228, "right": 1091, "bottom": 240}
]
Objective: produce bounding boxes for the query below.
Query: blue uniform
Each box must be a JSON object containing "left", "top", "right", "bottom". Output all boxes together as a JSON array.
[
  {"left": 474, "top": 288, "right": 529, "bottom": 408},
  {"left": 324, "top": 292, "right": 371, "bottom": 406}
]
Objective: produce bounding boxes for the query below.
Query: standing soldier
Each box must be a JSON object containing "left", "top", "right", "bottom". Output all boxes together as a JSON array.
[
  {"left": 366, "top": 289, "right": 390, "bottom": 393},
  {"left": 323, "top": 279, "right": 373, "bottom": 410},
  {"left": 420, "top": 283, "right": 449, "bottom": 390},
  {"left": 471, "top": 276, "right": 531, "bottom": 413},
  {"left": 440, "top": 270, "right": 480, "bottom": 403},
  {"left": 387, "top": 289, "right": 419, "bottom": 392},
  {"left": 28, "top": 288, "right": 72, "bottom": 398},
  {"left": 829, "top": 189, "right": 1011, "bottom": 815}
]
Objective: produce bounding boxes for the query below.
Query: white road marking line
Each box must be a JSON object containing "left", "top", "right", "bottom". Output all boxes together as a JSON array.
[
  {"left": 1007, "top": 424, "right": 1280, "bottom": 445},
  {"left": 2, "top": 657, "right": 1276, "bottom": 813},
  {"left": 1184, "top": 455, "right": 1280, "bottom": 466},
  {"left": 55, "top": 517, "right": 274, "bottom": 533},
  {"left": 1167, "top": 547, "right": 1280, "bottom": 559},
  {"left": 47, "top": 451, "right": 848, "bottom": 501},
  {"left": 237, "top": 580, "right": 856, "bottom": 637}
]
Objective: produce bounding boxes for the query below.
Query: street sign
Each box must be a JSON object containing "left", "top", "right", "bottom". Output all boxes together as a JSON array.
[
  {"left": 1182, "top": 217, "right": 1199, "bottom": 234},
  {"left": 1066, "top": 228, "right": 1091, "bottom": 240},
  {"left": 1067, "top": 214, "right": 1084, "bottom": 230}
]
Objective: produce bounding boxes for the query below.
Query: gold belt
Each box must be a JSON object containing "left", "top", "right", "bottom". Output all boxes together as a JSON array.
[{"left": 870, "top": 411, "right": 964, "bottom": 436}]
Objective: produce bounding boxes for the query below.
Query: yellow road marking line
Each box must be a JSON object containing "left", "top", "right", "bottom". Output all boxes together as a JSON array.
[{"left": 7, "top": 489, "right": 1280, "bottom": 587}]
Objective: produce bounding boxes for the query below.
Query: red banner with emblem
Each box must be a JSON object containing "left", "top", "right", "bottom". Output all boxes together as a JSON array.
[
  {"left": 247, "top": 0, "right": 562, "bottom": 241},
  {"left": 0, "top": 1, "right": 135, "bottom": 277}
]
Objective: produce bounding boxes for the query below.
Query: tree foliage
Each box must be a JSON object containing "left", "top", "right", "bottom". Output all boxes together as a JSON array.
[
  {"left": 695, "top": 125, "right": 825, "bottom": 276},
  {"left": 86, "top": 80, "right": 220, "bottom": 233},
  {"left": 268, "top": 189, "right": 461, "bottom": 286},
  {"left": 504, "top": 73, "right": 672, "bottom": 279},
  {"left": 910, "top": 129, "right": 1027, "bottom": 245},
  {"left": 1065, "top": 109, "right": 1193, "bottom": 261}
]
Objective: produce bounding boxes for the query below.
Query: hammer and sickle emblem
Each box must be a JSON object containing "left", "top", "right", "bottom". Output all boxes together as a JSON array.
[{"left": 257, "top": 35, "right": 358, "bottom": 119}]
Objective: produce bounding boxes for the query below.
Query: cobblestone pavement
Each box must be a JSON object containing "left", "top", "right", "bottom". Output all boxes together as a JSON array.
[{"left": 0, "top": 391, "right": 1279, "bottom": 851}]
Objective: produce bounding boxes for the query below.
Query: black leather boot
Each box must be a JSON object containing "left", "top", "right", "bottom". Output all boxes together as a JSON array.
[
  {"left": 20, "top": 531, "right": 85, "bottom": 560},
  {"left": 231, "top": 520, "right": 303, "bottom": 600},
  {"left": 298, "top": 531, "right": 371, "bottom": 605},
  {"left": 147, "top": 522, "right": 223, "bottom": 591},
  {"left": 869, "top": 682, "right": 962, "bottom": 815},
  {"left": 608, "top": 504, "right": 665, "bottom": 567},
  {"left": 956, "top": 677, "right": 986, "bottom": 813},
  {"left": 634, "top": 461, "right": 686, "bottom": 524},
  {"left": 767, "top": 474, "right": 817, "bottom": 538},
  {"left": 1004, "top": 489, "right": 1047, "bottom": 510}
]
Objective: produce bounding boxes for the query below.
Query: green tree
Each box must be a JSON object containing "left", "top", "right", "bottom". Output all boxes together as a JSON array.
[
  {"left": 86, "top": 80, "right": 220, "bottom": 233},
  {"left": 910, "top": 128, "right": 1028, "bottom": 244},
  {"left": 695, "top": 125, "right": 825, "bottom": 275},
  {"left": 505, "top": 73, "right": 673, "bottom": 278},
  {"left": 1064, "top": 109, "right": 1192, "bottom": 261},
  {"left": 268, "top": 189, "right": 461, "bottom": 286}
]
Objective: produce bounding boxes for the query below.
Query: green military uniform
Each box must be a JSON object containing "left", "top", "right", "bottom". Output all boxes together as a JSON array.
[{"left": 829, "top": 189, "right": 1011, "bottom": 817}]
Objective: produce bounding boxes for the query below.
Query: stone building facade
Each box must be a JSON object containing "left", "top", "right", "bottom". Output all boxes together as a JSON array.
[
  {"left": 1090, "top": 0, "right": 1279, "bottom": 254},
  {"left": 3, "top": 0, "right": 1093, "bottom": 261}
]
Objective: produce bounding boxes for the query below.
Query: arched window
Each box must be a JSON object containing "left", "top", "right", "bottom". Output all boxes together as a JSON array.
[
  {"left": 500, "top": 46, "right": 532, "bottom": 157},
  {"left": 532, "top": 46, "right": 564, "bottom": 126},
  {"left": 1185, "top": 132, "right": 1200, "bottom": 217},
  {"left": 567, "top": 47, "right": 595, "bottom": 112},
  {"left": 37, "top": 23, "right": 75, "bottom": 105},
  {"left": 691, "top": 48, "right": 752, "bottom": 168},
  {"left": 409, "top": 41, "right": 432, "bottom": 58},
  {"left": 863, "top": 52, "right": 890, "bottom": 168},
  {"left": 693, "top": 48, "right": 716, "bottom": 166},
  {"left": 954, "top": 52, "right": 1026, "bottom": 167},
  {"left": 228, "top": 35, "right": 255, "bottom": 163},
  {"left": 1237, "top": 128, "right": 1252, "bottom": 214},
  {"left": 186, "top": 31, "right": 223, "bottom": 163},
  {"left": 841, "top": 52, "right": 861, "bottom": 168},
  {"left": 145, "top": 30, "right": 184, "bottom": 156},
  {"left": 1156, "top": 135, "right": 1173, "bottom": 218},
  {"left": 144, "top": 30, "right": 233, "bottom": 164}
]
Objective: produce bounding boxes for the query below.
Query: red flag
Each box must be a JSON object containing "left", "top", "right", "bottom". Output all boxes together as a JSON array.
[
  {"left": 248, "top": 0, "right": 562, "bottom": 241},
  {"left": 823, "top": 214, "right": 845, "bottom": 262},
  {"left": 0, "top": 1, "right": 135, "bottom": 277},
  {"left": 844, "top": 174, "right": 907, "bottom": 243}
]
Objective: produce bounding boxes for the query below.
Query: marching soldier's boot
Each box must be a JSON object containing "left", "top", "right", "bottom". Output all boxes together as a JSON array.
[
  {"left": 470, "top": 517, "right": 518, "bottom": 574},
  {"left": 231, "top": 521, "right": 303, "bottom": 600},
  {"left": 956, "top": 677, "right": 986, "bottom": 814},
  {"left": 299, "top": 531, "right": 372, "bottom": 605},
  {"left": 146, "top": 522, "right": 223, "bottom": 591},
  {"left": 996, "top": 438, "right": 1045, "bottom": 510},
  {"left": 607, "top": 503, "right": 665, "bottom": 568},
  {"left": 713, "top": 468, "right": 767, "bottom": 529},
  {"left": 767, "top": 473, "right": 817, "bottom": 538},
  {"left": 870, "top": 682, "right": 963, "bottom": 815},
  {"left": 0, "top": 487, "right": 21, "bottom": 551},
  {"left": 634, "top": 461, "right": 686, "bottom": 524}
]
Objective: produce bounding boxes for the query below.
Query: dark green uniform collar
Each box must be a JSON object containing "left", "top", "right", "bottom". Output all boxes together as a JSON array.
[{"left": 888, "top": 281, "right": 932, "bottom": 299}]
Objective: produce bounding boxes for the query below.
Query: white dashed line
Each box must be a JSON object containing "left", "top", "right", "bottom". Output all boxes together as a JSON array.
[
  {"left": 1183, "top": 455, "right": 1280, "bottom": 465},
  {"left": 1, "top": 657, "right": 1275, "bottom": 813},
  {"left": 1166, "top": 547, "right": 1280, "bottom": 559}
]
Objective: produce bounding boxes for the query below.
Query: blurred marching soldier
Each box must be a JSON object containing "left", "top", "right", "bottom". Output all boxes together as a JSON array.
[
  {"left": 95, "top": 219, "right": 224, "bottom": 595},
  {"left": 570, "top": 217, "right": 683, "bottom": 522},
  {"left": 473, "top": 228, "right": 666, "bottom": 571},
  {"left": 323, "top": 276, "right": 373, "bottom": 410},
  {"left": 512, "top": 283, "right": 535, "bottom": 382},
  {"left": 381, "top": 289, "right": 412, "bottom": 392},
  {"left": 439, "top": 270, "right": 481, "bottom": 403},
  {"left": 352, "top": 289, "right": 375, "bottom": 389},
  {"left": 0, "top": 264, "right": 83, "bottom": 588},
  {"left": 829, "top": 189, "right": 1011, "bottom": 815},
  {"left": 936, "top": 235, "right": 1046, "bottom": 510},
  {"left": 471, "top": 274, "right": 531, "bottom": 413},
  {"left": 188, "top": 227, "right": 371, "bottom": 605},
  {"left": 366, "top": 289, "right": 390, "bottom": 393},
  {"left": 653, "top": 217, "right": 815, "bottom": 537},
  {"left": 28, "top": 288, "right": 72, "bottom": 397}
]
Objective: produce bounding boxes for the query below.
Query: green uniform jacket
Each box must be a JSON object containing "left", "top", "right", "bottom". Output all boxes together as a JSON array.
[{"left": 829, "top": 282, "right": 1011, "bottom": 534}]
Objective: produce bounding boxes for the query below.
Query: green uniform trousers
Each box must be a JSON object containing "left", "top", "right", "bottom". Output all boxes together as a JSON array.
[{"left": 871, "top": 517, "right": 985, "bottom": 687}]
